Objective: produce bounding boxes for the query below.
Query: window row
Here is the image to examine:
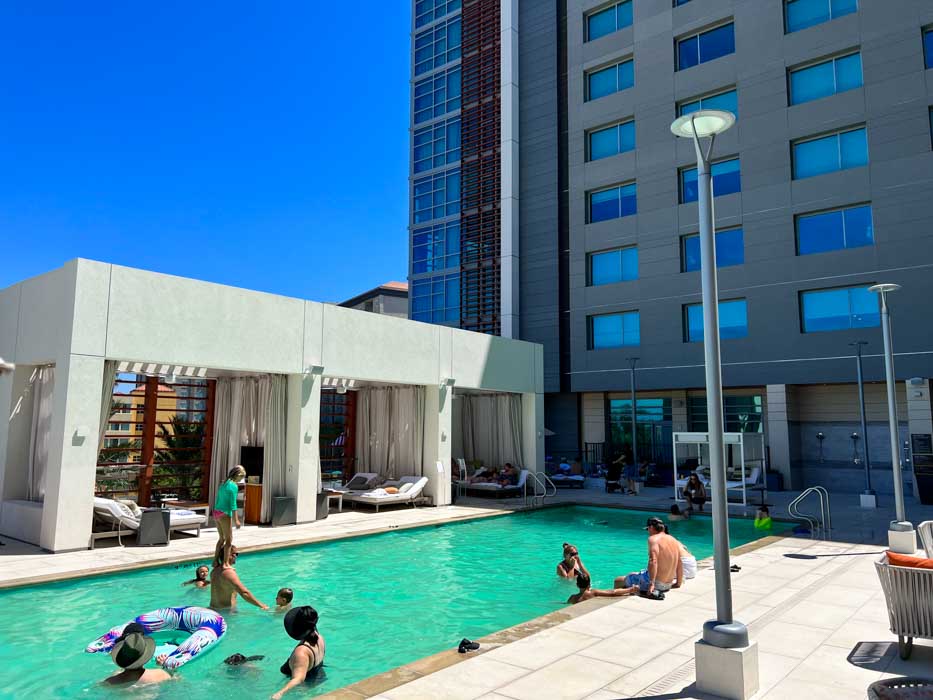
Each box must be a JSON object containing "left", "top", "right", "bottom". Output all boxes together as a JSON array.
[
  {"left": 586, "top": 202, "right": 873, "bottom": 286},
  {"left": 413, "top": 168, "right": 460, "bottom": 224},
  {"left": 414, "top": 16, "right": 461, "bottom": 76},
  {"left": 412, "top": 220, "right": 460, "bottom": 274},
  {"left": 413, "top": 118, "right": 460, "bottom": 173},
  {"left": 411, "top": 273, "right": 460, "bottom": 324},
  {"left": 415, "top": 0, "right": 460, "bottom": 29},
  {"left": 414, "top": 66, "right": 461, "bottom": 124},
  {"left": 586, "top": 284, "right": 881, "bottom": 349}
]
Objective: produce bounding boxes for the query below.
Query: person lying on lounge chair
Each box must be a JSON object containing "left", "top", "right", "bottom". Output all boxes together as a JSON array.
[
  {"left": 469, "top": 468, "right": 499, "bottom": 484},
  {"left": 498, "top": 463, "right": 519, "bottom": 486},
  {"left": 567, "top": 573, "right": 638, "bottom": 604}
]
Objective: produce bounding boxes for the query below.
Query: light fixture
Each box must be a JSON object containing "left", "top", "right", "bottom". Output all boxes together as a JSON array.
[
  {"left": 439, "top": 377, "right": 455, "bottom": 389},
  {"left": 868, "top": 283, "right": 902, "bottom": 294},
  {"left": 0, "top": 357, "right": 14, "bottom": 374},
  {"left": 336, "top": 385, "right": 347, "bottom": 395},
  {"left": 304, "top": 364, "right": 325, "bottom": 376},
  {"left": 670, "top": 109, "right": 735, "bottom": 139}
]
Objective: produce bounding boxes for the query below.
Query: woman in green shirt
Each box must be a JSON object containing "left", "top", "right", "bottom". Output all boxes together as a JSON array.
[{"left": 213, "top": 465, "right": 245, "bottom": 569}]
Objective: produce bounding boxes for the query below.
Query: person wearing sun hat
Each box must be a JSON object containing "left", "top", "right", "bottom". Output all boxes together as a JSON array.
[
  {"left": 103, "top": 624, "right": 172, "bottom": 686},
  {"left": 271, "top": 606, "right": 326, "bottom": 699}
]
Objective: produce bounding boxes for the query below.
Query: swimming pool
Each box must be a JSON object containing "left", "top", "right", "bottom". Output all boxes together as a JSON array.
[{"left": 0, "top": 506, "right": 779, "bottom": 698}]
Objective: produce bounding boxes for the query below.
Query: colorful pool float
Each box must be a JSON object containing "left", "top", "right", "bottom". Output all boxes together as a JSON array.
[{"left": 86, "top": 606, "right": 226, "bottom": 670}]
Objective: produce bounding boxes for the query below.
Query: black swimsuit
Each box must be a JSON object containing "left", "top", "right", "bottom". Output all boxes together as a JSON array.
[
  {"left": 559, "top": 560, "right": 579, "bottom": 576},
  {"left": 280, "top": 641, "right": 322, "bottom": 679}
]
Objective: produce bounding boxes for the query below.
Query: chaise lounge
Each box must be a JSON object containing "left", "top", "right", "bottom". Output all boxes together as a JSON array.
[
  {"left": 458, "top": 469, "right": 531, "bottom": 498},
  {"left": 343, "top": 475, "right": 430, "bottom": 512},
  {"left": 90, "top": 497, "right": 207, "bottom": 549}
]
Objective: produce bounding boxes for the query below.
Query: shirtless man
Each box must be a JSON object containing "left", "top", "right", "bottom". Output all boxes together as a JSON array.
[
  {"left": 614, "top": 517, "right": 683, "bottom": 595},
  {"left": 210, "top": 546, "right": 269, "bottom": 611}
]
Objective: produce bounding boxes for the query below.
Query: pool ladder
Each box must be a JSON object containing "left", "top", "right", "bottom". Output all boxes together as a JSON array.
[
  {"left": 526, "top": 472, "right": 557, "bottom": 508},
  {"left": 788, "top": 486, "right": 832, "bottom": 539}
]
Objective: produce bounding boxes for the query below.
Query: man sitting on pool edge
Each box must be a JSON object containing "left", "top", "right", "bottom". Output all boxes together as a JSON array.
[
  {"left": 614, "top": 517, "right": 683, "bottom": 598},
  {"left": 210, "top": 546, "right": 269, "bottom": 611},
  {"left": 566, "top": 573, "right": 638, "bottom": 604}
]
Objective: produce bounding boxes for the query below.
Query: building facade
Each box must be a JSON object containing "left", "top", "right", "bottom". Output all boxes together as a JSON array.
[
  {"left": 339, "top": 281, "right": 409, "bottom": 318},
  {"left": 410, "top": 0, "right": 933, "bottom": 496}
]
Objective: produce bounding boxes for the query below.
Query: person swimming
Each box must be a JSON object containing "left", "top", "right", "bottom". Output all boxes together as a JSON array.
[
  {"left": 272, "top": 606, "right": 326, "bottom": 699},
  {"left": 224, "top": 653, "right": 265, "bottom": 666},
  {"left": 183, "top": 565, "right": 210, "bottom": 588},
  {"left": 556, "top": 543, "right": 590, "bottom": 580},
  {"left": 276, "top": 587, "right": 294, "bottom": 612}
]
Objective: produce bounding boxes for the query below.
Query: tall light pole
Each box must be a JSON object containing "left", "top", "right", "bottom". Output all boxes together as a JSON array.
[
  {"left": 0, "top": 358, "right": 14, "bottom": 375},
  {"left": 869, "top": 283, "right": 906, "bottom": 523},
  {"left": 627, "top": 357, "right": 639, "bottom": 468},
  {"left": 850, "top": 341, "right": 876, "bottom": 507},
  {"left": 671, "top": 110, "right": 747, "bottom": 649}
]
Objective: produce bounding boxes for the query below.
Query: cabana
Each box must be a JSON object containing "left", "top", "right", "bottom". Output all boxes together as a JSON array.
[{"left": 672, "top": 431, "right": 766, "bottom": 508}]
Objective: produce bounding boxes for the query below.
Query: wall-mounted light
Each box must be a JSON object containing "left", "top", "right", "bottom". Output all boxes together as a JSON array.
[
  {"left": 304, "top": 364, "right": 324, "bottom": 376},
  {"left": 816, "top": 432, "right": 825, "bottom": 463},
  {"left": 0, "top": 357, "right": 15, "bottom": 375},
  {"left": 336, "top": 385, "right": 347, "bottom": 395},
  {"left": 439, "top": 377, "right": 455, "bottom": 389}
]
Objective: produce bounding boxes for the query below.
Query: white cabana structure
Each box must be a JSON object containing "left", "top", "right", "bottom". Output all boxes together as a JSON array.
[
  {"left": 672, "top": 431, "right": 766, "bottom": 508},
  {"left": 0, "top": 260, "right": 544, "bottom": 551}
]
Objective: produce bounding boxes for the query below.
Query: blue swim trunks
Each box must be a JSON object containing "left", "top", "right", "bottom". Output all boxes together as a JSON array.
[{"left": 623, "top": 570, "right": 672, "bottom": 592}]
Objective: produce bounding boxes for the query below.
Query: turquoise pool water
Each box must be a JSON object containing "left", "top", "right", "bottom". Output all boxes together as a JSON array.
[{"left": 0, "top": 506, "right": 779, "bottom": 698}]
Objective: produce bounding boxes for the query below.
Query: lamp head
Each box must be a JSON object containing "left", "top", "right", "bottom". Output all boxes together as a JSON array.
[
  {"left": 670, "top": 109, "right": 735, "bottom": 139},
  {"left": 868, "top": 283, "right": 901, "bottom": 294},
  {"left": 0, "top": 357, "right": 14, "bottom": 375}
]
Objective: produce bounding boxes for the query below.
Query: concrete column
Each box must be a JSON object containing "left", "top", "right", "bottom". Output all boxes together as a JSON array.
[
  {"left": 40, "top": 354, "right": 105, "bottom": 552},
  {"left": 905, "top": 378, "right": 932, "bottom": 500},
  {"left": 285, "top": 373, "right": 320, "bottom": 523},
  {"left": 672, "top": 390, "right": 689, "bottom": 432},
  {"left": 765, "top": 384, "right": 793, "bottom": 491},
  {"left": 423, "top": 386, "right": 452, "bottom": 506},
  {"left": 581, "top": 393, "right": 605, "bottom": 444},
  {"left": 522, "top": 391, "right": 544, "bottom": 475}
]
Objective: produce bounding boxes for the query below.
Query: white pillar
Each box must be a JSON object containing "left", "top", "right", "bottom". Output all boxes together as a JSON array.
[
  {"left": 765, "top": 384, "right": 793, "bottom": 491},
  {"left": 285, "top": 373, "right": 321, "bottom": 523},
  {"left": 40, "top": 354, "right": 105, "bottom": 552},
  {"left": 522, "top": 392, "right": 544, "bottom": 475},
  {"left": 424, "top": 386, "right": 452, "bottom": 506}
]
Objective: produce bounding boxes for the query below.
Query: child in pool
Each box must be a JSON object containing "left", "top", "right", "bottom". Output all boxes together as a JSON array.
[
  {"left": 754, "top": 505, "right": 772, "bottom": 530},
  {"left": 276, "top": 588, "right": 294, "bottom": 612}
]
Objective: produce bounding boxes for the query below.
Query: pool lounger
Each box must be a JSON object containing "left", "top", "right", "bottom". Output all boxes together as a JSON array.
[
  {"left": 90, "top": 497, "right": 207, "bottom": 549},
  {"left": 549, "top": 474, "right": 586, "bottom": 489},
  {"left": 344, "top": 475, "right": 430, "bottom": 512},
  {"left": 457, "top": 469, "right": 530, "bottom": 498}
]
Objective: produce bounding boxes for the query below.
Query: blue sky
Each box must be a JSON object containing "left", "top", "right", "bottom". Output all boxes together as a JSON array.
[{"left": 0, "top": 3, "right": 411, "bottom": 302}]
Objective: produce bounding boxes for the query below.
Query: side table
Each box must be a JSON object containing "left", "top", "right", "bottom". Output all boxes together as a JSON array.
[{"left": 138, "top": 508, "right": 171, "bottom": 546}]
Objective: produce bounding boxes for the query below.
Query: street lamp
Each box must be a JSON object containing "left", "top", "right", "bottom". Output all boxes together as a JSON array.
[
  {"left": 868, "top": 283, "right": 907, "bottom": 524},
  {"left": 0, "top": 357, "right": 14, "bottom": 375},
  {"left": 671, "top": 110, "right": 747, "bottom": 650},
  {"left": 850, "top": 341, "right": 876, "bottom": 507},
  {"left": 627, "top": 357, "right": 639, "bottom": 469}
]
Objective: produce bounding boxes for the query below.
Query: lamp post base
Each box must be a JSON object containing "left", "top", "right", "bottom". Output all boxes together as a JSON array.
[
  {"left": 702, "top": 619, "right": 749, "bottom": 648},
  {"left": 695, "top": 639, "right": 759, "bottom": 700},
  {"left": 860, "top": 492, "right": 878, "bottom": 509}
]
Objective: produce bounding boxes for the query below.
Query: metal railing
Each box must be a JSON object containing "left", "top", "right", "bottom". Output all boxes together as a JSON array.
[
  {"left": 526, "top": 472, "right": 557, "bottom": 507},
  {"left": 788, "top": 486, "right": 832, "bottom": 539}
]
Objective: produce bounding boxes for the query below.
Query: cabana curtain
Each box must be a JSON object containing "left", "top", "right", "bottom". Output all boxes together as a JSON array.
[
  {"left": 27, "top": 366, "right": 55, "bottom": 502},
  {"left": 355, "top": 385, "right": 425, "bottom": 479},
  {"left": 97, "top": 360, "right": 118, "bottom": 449},
  {"left": 460, "top": 393, "right": 524, "bottom": 468}
]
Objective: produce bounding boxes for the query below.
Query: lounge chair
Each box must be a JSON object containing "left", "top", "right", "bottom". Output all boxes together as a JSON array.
[
  {"left": 461, "top": 469, "right": 530, "bottom": 498},
  {"left": 90, "top": 497, "right": 207, "bottom": 549},
  {"left": 550, "top": 472, "right": 585, "bottom": 488},
  {"left": 875, "top": 551, "right": 933, "bottom": 659},
  {"left": 344, "top": 476, "right": 430, "bottom": 512},
  {"left": 919, "top": 520, "right": 932, "bottom": 559},
  {"left": 341, "top": 472, "right": 381, "bottom": 493}
]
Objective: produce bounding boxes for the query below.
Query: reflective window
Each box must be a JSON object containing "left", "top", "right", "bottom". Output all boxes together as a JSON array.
[
  {"left": 681, "top": 158, "right": 741, "bottom": 203},
  {"left": 586, "top": 59, "right": 634, "bottom": 101},
  {"left": 589, "top": 311, "right": 640, "bottom": 349},
  {"left": 589, "top": 183, "right": 637, "bottom": 223},
  {"left": 411, "top": 273, "right": 460, "bottom": 324},
  {"left": 413, "top": 168, "right": 460, "bottom": 223},
  {"left": 588, "top": 120, "right": 635, "bottom": 161},
  {"left": 677, "top": 23, "right": 735, "bottom": 71},
  {"left": 675, "top": 0, "right": 693, "bottom": 5},
  {"left": 789, "top": 52, "right": 862, "bottom": 105},
  {"left": 412, "top": 221, "right": 460, "bottom": 274},
  {"left": 588, "top": 246, "right": 638, "bottom": 286},
  {"left": 685, "top": 299, "right": 748, "bottom": 342},
  {"left": 415, "top": 0, "right": 461, "bottom": 28},
  {"left": 800, "top": 286, "right": 879, "bottom": 332},
  {"left": 586, "top": 1, "right": 633, "bottom": 41},
  {"left": 688, "top": 395, "right": 763, "bottom": 433},
  {"left": 785, "top": 0, "right": 857, "bottom": 34},
  {"left": 682, "top": 228, "right": 744, "bottom": 271},
  {"left": 414, "top": 17, "right": 461, "bottom": 76},
  {"left": 414, "top": 66, "right": 461, "bottom": 124},
  {"left": 413, "top": 118, "right": 460, "bottom": 173},
  {"left": 796, "top": 204, "right": 873, "bottom": 255},
  {"left": 925, "top": 29, "right": 933, "bottom": 69},
  {"left": 679, "top": 88, "right": 738, "bottom": 118},
  {"left": 792, "top": 127, "right": 867, "bottom": 179}
]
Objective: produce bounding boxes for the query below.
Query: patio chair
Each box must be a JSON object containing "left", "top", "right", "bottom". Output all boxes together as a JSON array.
[
  {"left": 874, "top": 551, "right": 933, "bottom": 659},
  {"left": 462, "top": 469, "right": 530, "bottom": 498},
  {"left": 344, "top": 476, "right": 430, "bottom": 512},
  {"left": 341, "top": 472, "right": 381, "bottom": 493},
  {"left": 919, "top": 520, "right": 932, "bottom": 559},
  {"left": 90, "top": 497, "right": 207, "bottom": 549}
]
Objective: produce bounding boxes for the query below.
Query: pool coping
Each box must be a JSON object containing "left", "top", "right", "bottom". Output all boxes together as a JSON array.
[{"left": 315, "top": 530, "right": 792, "bottom": 699}]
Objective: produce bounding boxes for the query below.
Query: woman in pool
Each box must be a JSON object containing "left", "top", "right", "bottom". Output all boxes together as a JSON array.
[
  {"left": 183, "top": 565, "right": 210, "bottom": 588},
  {"left": 556, "top": 543, "right": 590, "bottom": 580},
  {"left": 214, "top": 465, "right": 245, "bottom": 569},
  {"left": 272, "top": 606, "right": 326, "bottom": 699}
]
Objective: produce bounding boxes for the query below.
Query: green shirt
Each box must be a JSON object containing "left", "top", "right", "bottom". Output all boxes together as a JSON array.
[{"left": 215, "top": 479, "right": 239, "bottom": 516}]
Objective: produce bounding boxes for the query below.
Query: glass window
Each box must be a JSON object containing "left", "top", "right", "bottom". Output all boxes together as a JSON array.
[
  {"left": 413, "top": 118, "right": 460, "bottom": 173},
  {"left": 414, "top": 17, "right": 461, "bottom": 76},
  {"left": 789, "top": 52, "right": 862, "bottom": 105},
  {"left": 685, "top": 299, "right": 748, "bottom": 342},
  {"left": 589, "top": 246, "right": 638, "bottom": 285},
  {"left": 681, "top": 158, "right": 741, "bottom": 203},
  {"left": 411, "top": 272, "right": 460, "bottom": 324},
  {"left": 679, "top": 89, "right": 738, "bottom": 118},
  {"left": 586, "top": 1, "right": 633, "bottom": 41},
  {"left": 796, "top": 204, "right": 873, "bottom": 255},
  {"left": 413, "top": 168, "right": 460, "bottom": 223},
  {"left": 587, "top": 120, "right": 635, "bottom": 161},
  {"left": 926, "top": 29, "right": 933, "bottom": 70},
  {"left": 792, "top": 127, "right": 867, "bottom": 179},
  {"left": 589, "top": 311, "right": 640, "bottom": 349},
  {"left": 675, "top": 0, "right": 693, "bottom": 5},
  {"left": 586, "top": 59, "right": 634, "bottom": 101},
  {"left": 412, "top": 220, "right": 460, "bottom": 274},
  {"left": 589, "top": 183, "right": 637, "bottom": 223},
  {"left": 682, "top": 228, "right": 744, "bottom": 271},
  {"left": 414, "top": 66, "right": 461, "bottom": 124},
  {"left": 785, "top": 0, "right": 857, "bottom": 34},
  {"left": 688, "top": 395, "right": 763, "bottom": 432},
  {"left": 800, "top": 286, "right": 879, "bottom": 332},
  {"left": 677, "top": 23, "right": 735, "bottom": 71},
  {"left": 415, "top": 0, "right": 461, "bottom": 28}
]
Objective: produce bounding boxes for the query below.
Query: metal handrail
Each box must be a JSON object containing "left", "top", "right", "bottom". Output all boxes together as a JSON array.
[
  {"left": 526, "top": 471, "right": 557, "bottom": 506},
  {"left": 788, "top": 486, "right": 832, "bottom": 539}
]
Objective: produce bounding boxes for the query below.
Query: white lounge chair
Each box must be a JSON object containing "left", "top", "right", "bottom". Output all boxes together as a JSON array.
[
  {"left": 344, "top": 476, "right": 430, "bottom": 512},
  {"left": 461, "top": 469, "right": 530, "bottom": 498},
  {"left": 90, "top": 497, "right": 207, "bottom": 549},
  {"left": 918, "top": 520, "right": 933, "bottom": 559},
  {"left": 549, "top": 472, "right": 585, "bottom": 488},
  {"left": 875, "top": 552, "right": 933, "bottom": 659},
  {"left": 341, "top": 472, "right": 381, "bottom": 493}
]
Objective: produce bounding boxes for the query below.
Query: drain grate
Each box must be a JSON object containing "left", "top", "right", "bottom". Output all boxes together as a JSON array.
[{"left": 638, "top": 659, "right": 697, "bottom": 696}]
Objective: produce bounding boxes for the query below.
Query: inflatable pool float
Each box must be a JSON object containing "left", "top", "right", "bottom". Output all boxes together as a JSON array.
[{"left": 86, "top": 606, "right": 226, "bottom": 670}]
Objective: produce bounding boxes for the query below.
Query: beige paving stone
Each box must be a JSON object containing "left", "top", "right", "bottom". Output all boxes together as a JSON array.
[
  {"left": 782, "top": 643, "right": 884, "bottom": 693},
  {"left": 733, "top": 603, "right": 773, "bottom": 625},
  {"left": 641, "top": 602, "right": 727, "bottom": 636},
  {"left": 777, "top": 599, "right": 857, "bottom": 630},
  {"left": 783, "top": 572, "right": 824, "bottom": 590},
  {"left": 577, "top": 626, "right": 689, "bottom": 667},
  {"left": 755, "top": 651, "right": 800, "bottom": 696},
  {"left": 555, "top": 606, "right": 652, "bottom": 639},
  {"left": 755, "top": 621, "right": 832, "bottom": 659},
  {"left": 495, "top": 654, "right": 629, "bottom": 700},
  {"left": 605, "top": 652, "right": 693, "bottom": 696},
  {"left": 382, "top": 657, "right": 529, "bottom": 700},
  {"left": 482, "top": 627, "right": 601, "bottom": 671},
  {"left": 825, "top": 618, "right": 897, "bottom": 650},
  {"left": 805, "top": 583, "right": 876, "bottom": 608},
  {"left": 761, "top": 676, "right": 865, "bottom": 699},
  {"left": 879, "top": 642, "right": 933, "bottom": 678}
]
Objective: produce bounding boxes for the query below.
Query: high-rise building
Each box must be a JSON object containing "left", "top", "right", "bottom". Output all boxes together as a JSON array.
[{"left": 409, "top": 0, "right": 933, "bottom": 496}]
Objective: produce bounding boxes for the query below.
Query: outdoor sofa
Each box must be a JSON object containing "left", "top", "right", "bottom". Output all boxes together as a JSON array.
[{"left": 875, "top": 549, "right": 933, "bottom": 659}]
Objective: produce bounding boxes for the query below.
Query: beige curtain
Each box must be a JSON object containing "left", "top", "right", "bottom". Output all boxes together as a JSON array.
[
  {"left": 97, "top": 360, "right": 118, "bottom": 450},
  {"left": 27, "top": 366, "right": 55, "bottom": 502},
  {"left": 261, "top": 375, "right": 287, "bottom": 522},
  {"left": 355, "top": 385, "right": 425, "bottom": 479},
  {"left": 460, "top": 393, "right": 524, "bottom": 467}
]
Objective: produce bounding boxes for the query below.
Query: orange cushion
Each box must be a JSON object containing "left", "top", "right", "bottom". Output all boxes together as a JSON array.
[
  {"left": 384, "top": 487, "right": 399, "bottom": 494},
  {"left": 886, "top": 551, "right": 933, "bottom": 569}
]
